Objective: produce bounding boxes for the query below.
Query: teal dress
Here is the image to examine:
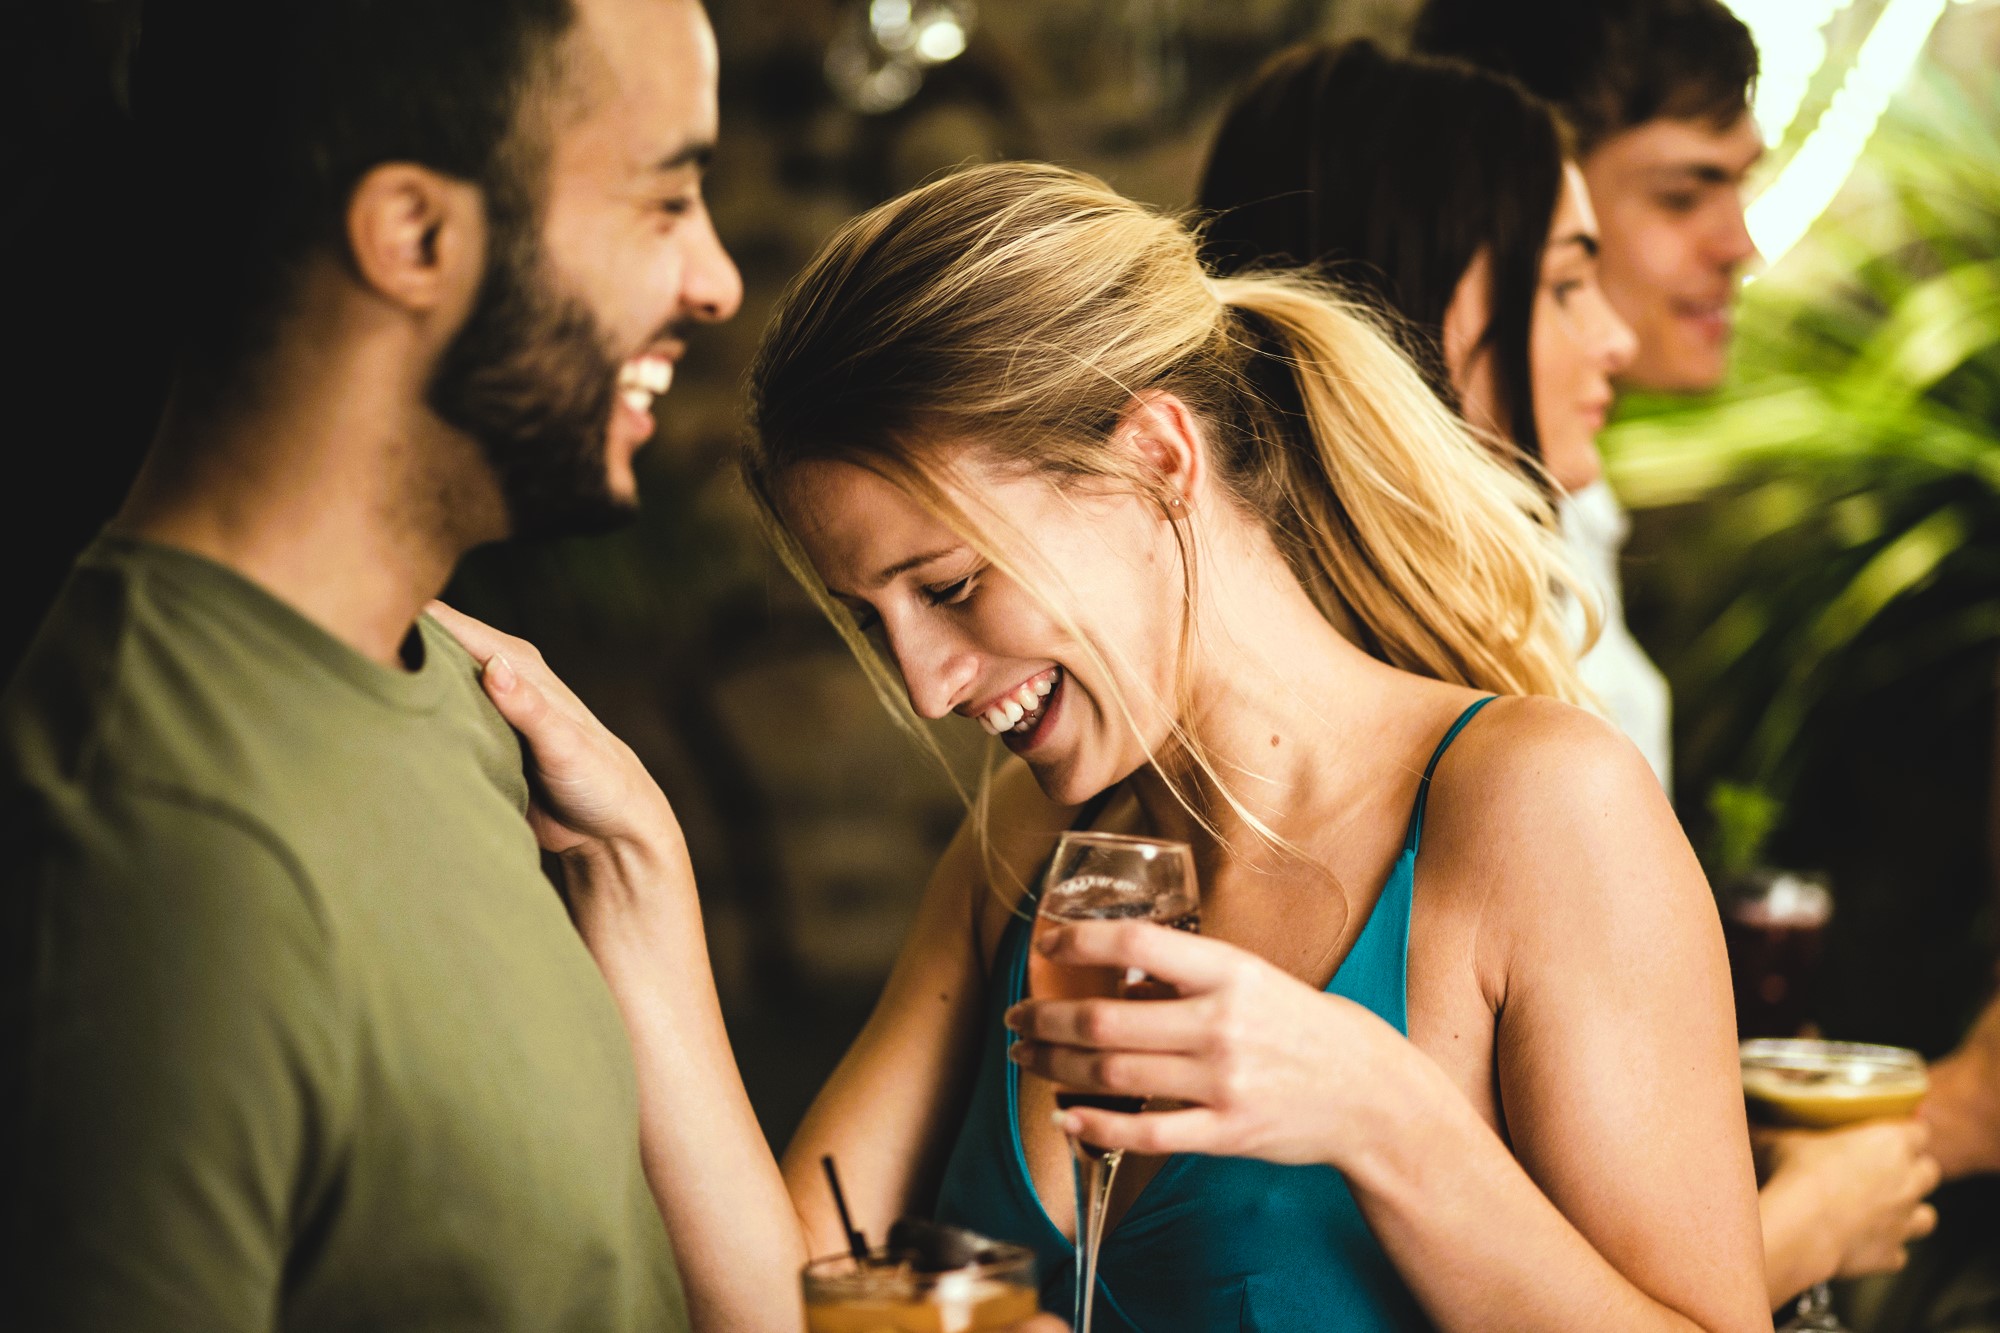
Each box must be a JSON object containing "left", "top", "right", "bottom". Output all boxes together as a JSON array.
[{"left": 934, "top": 697, "right": 1495, "bottom": 1332}]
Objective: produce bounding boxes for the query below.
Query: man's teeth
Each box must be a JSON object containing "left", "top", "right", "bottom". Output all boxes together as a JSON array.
[
  {"left": 617, "top": 356, "right": 675, "bottom": 409},
  {"left": 979, "top": 669, "right": 1058, "bottom": 736}
]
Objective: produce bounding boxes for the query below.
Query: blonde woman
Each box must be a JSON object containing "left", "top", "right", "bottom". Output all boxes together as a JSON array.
[{"left": 435, "top": 163, "right": 1768, "bottom": 1332}]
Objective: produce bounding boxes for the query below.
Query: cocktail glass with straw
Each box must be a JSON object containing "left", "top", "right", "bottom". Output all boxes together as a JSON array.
[
  {"left": 1740, "top": 1039, "right": 1930, "bottom": 1332},
  {"left": 805, "top": 1157, "right": 1039, "bottom": 1333},
  {"left": 1027, "top": 831, "right": 1200, "bottom": 1333}
]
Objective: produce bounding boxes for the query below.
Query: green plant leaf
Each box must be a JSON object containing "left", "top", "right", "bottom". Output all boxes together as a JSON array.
[
  {"left": 1847, "top": 259, "right": 2000, "bottom": 403},
  {"left": 1745, "top": 504, "right": 1971, "bottom": 785},
  {"left": 1708, "top": 780, "right": 1782, "bottom": 880}
]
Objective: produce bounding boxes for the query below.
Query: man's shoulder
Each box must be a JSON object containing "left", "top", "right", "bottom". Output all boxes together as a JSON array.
[
  {"left": 416, "top": 611, "right": 531, "bottom": 812},
  {"left": 9, "top": 767, "right": 316, "bottom": 912},
  {"left": 4, "top": 547, "right": 323, "bottom": 911},
  {"left": 3, "top": 773, "right": 335, "bottom": 1025},
  {"left": 6, "top": 546, "right": 244, "bottom": 802}
]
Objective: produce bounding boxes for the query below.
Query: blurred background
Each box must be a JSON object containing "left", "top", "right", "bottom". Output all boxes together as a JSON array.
[{"left": 5, "top": 0, "right": 1999, "bottom": 1153}]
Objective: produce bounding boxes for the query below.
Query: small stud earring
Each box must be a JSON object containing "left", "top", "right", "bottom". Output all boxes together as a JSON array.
[{"left": 1168, "top": 496, "right": 1184, "bottom": 509}]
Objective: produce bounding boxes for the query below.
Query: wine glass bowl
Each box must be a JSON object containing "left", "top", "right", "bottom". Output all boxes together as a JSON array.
[{"left": 1029, "top": 833, "right": 1200, "bottom": 1119}]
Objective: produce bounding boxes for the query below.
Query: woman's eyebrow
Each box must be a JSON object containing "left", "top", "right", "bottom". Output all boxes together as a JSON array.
[
  {"left": 823, "top": 546, "right": 965, "bottom": 600},
  {"left": 868, "top": 546, "right": 964, "bottom": 588}
]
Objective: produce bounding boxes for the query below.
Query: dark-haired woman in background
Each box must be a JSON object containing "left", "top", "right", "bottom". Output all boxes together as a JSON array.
[{"left": 1193, "top": 38, "right": 1940, "bottom": 1313}]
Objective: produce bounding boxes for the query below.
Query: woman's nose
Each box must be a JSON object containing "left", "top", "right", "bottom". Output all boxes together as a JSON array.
[
  {"left": 1595, "top": 294, "right": 1639, "bottom": 374},
  {"left": 891, "top": 623, "right": 980, "bottom": 721}
]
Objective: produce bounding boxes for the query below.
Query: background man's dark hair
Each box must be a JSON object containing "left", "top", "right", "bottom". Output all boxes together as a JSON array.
[
  {"left": 1410, "top": 0, "right": 1758, "bottom": 153},
  {"left": 1198, "top": 38, "right": 1567, "bottom": 466},
  {"left": 136, "top": 0, "right": 578, "bottom": 384}
]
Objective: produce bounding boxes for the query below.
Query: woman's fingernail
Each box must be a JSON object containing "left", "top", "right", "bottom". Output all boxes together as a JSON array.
[
  {"left": 1003, "top": 1004, "right": 1026, "bottom": 1031},
  {"left": 1007, "top": 1042, "right": 1027, "bottom": 1063},
  {"left": 1034, "top": 925, "right": 1062, "bottom": 955},
  {"left": 485, "top": 654, "right": 516, "bottom": 693},
  {"left": 1051, "top": 1110, "right": 1081, "bottom": 1135}
]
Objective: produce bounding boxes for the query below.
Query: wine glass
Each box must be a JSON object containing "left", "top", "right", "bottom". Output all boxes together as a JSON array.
[
  {"left": 1028, "top": 831, "right": 1199, "bottom": 1333},
  {"left": 1719, "top": 870, "right": 1832, "bottom": 1038},
  {"left": 1740, "top": 1038, "right": 1930, "bottom": 1331}
]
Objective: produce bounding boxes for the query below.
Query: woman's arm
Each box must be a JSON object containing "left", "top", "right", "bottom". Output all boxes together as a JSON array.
[
  {"left": 431, "top": 605, "right": 1067, "bottom": 1328},
  {"left": 781, "top": 760, "right": 1075, "bottom": 1246},
  {"left": 1008, "top": 702, "right": 1769, "bottom": 1332},
  {"left": 1452, "top": 701, "right": 1767, "bottom": 1330}
]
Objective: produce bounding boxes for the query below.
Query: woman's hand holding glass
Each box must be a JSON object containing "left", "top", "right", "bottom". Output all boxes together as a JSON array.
[{"left": 1005, "top": 918, "right": 1420, "bottom": 1168}]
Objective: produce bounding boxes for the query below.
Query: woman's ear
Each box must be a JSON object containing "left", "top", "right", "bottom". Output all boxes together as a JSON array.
[
  {"left": 345, "top": 162, "right": 486, "bottom": 320},
  {"left": 1441, "top": 247, "right": 1509, "bottom": 440},
  {"left": 1112, "top": 390, "right": 1207, "bottom": 516}
]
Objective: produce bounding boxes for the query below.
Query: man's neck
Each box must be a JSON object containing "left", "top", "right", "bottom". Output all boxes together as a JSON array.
[{"left": 120, "top": 361, "right": 504, "bottom": 668}]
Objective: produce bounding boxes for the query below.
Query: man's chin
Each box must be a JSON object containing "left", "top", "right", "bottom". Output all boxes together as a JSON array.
[{"left": 1618, "top": 346, "right": 1731, "bottom": 396}]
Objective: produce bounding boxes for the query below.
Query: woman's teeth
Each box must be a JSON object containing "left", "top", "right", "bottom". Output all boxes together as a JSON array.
[{"left": 979, "top": 668, "right": 1058, "bottom": 736}]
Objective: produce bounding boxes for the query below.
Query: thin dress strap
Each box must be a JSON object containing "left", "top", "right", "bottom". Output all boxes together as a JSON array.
[{"left": 1402, "top": 696, "right": 1497, "bottom": 855}]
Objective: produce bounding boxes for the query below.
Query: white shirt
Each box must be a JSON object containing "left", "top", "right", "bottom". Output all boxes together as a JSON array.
[{"left": 1561, "top": 479, "right": 1674, "bottom": 792}]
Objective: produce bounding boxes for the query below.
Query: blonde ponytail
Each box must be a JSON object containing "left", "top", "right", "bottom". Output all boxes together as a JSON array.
[{"left": 1212, "top": 273, "right": 1592, "bottom": 703}]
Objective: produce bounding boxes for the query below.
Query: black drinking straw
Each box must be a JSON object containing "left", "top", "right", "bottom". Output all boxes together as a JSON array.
[{"left": 821, "top": 1155, "right": 870, "bottom": 1263}]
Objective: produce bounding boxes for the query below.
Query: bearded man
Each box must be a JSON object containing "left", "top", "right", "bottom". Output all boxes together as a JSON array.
[{"left": 2, "top": 0, "right": 740, "bottom": 1327}]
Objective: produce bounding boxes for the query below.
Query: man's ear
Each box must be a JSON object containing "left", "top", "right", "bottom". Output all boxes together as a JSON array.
[
  {"left": 1112, "top": 389, "right": 1207, "bottom": 514},
  {"left": 345, "top": 163, "right": 485, "bottom": 315}
]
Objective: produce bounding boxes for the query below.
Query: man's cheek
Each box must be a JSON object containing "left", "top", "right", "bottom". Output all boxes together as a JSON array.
[{"left": 629, "top": 253, "right": 688, "bottom": 339}]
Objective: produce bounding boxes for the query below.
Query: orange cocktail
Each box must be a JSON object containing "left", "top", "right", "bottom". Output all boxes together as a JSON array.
[{"left": 802, "top": 1245, "right": 1039, "bottom": 1333}]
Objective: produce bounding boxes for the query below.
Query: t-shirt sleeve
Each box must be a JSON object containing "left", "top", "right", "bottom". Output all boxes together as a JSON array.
[{"left": 5, "top": 785, "right": 350, "bottom": 1332}]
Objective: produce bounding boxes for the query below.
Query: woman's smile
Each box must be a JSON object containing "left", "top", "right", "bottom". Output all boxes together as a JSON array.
[
  {"left": 997, "top": 667, "right": 1066, "bottom": 754},
  {"left": 970, "top": 665, "right": 1061, "bottom": 738}
]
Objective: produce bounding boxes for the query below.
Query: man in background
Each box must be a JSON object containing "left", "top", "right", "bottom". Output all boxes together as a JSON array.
[
  {"left": 2, "top": 0, "right": 742, "bottom": 1326},
  {"left": 1413, "top": 0, "right": 1762, "bottom": 396}
]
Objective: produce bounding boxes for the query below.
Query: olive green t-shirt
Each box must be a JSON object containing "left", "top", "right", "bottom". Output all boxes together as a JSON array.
[{"left": 2, "top": 536, "right": 688, "bottom": 1331}]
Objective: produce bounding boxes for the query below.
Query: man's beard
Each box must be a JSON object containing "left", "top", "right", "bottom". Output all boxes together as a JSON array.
[{"left": 427, "top": 201, "right": 639, "bottom": 542}]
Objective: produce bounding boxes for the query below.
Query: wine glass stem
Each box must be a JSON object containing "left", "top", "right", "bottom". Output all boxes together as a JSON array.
[
  {"left": 1784, "top": 1281, "right": 1845, "bottom": 1332},
  {"left": 1070, "top": 1139, "right": 1123, "bottom": 1333}
]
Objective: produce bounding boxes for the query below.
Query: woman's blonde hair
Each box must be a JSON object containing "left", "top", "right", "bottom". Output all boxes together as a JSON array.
[{"left": 743, "top": 162, "right": 1589, "bottom": 835}]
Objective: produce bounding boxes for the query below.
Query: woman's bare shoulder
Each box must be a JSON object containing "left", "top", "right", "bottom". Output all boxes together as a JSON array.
[
  {"left": 1417, "top": 694, "right": 1707, "bottom": 927},
  {"left": 1439, "top": 694, "right": 1666, "bottom": 824}
]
